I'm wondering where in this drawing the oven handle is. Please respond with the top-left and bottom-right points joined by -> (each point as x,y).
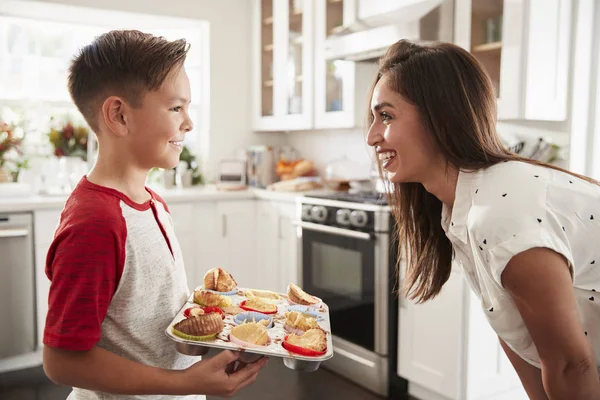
294,221 -> 373,241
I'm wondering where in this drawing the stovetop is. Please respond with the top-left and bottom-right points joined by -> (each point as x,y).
306,191 -> 388,205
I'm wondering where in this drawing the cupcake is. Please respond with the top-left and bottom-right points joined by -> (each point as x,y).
203,268 -> 237,292
287,283 -> 320,306
172,313 -> 224,341
283,328 -> 327,356
245,289 -> 281,300
240,297 -> 277,314
284,311 -> 319,335
220,305 -> 246,316
230,322 -> 270,347
194,289 -> 232,307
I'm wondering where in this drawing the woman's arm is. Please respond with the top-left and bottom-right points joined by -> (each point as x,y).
44,345 -> 266,397
498,338 -> 548,400
501,247 -> 600,399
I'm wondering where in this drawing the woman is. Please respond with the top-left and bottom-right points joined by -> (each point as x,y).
367,40 -> 600,399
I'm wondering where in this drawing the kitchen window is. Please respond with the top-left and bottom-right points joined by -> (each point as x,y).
0,3 -> 209,165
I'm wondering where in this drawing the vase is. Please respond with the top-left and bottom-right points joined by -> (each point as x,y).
57,156 -> 87,192
0,166 -> 11,183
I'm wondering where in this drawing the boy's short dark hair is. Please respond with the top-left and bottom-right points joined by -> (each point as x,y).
68,30 -> 190,132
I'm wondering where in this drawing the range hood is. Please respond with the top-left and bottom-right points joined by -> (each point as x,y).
324,0 -> 443,61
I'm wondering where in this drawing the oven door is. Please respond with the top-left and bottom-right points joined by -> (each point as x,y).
298,221 -> 382,353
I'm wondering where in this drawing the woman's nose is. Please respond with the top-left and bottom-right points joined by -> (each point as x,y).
366,123 -> 382,147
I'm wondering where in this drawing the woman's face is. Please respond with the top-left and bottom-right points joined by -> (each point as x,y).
366,74 -> 442,184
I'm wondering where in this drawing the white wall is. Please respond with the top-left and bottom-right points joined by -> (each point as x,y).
11,0 -> 257,180
283,128 -> 374,174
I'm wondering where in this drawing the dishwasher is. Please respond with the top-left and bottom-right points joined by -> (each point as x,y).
0,213 -> 36,359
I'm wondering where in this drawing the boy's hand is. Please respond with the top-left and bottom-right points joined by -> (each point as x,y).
179,350 -> 268,397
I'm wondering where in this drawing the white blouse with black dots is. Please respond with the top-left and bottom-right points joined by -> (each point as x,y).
442,160 -> 600,371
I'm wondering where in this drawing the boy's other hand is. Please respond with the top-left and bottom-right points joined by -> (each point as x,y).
179,350 -> 268,397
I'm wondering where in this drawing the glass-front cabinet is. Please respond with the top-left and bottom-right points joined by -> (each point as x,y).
253,0 -> 313,131
313,0 -> 356,129
455,0 -> 572,121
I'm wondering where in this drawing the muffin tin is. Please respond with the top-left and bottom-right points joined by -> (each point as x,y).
165,286 -> 333,372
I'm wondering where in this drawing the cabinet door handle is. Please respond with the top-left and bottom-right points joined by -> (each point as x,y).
222,215 -> 227,237
0,228 -> 29,238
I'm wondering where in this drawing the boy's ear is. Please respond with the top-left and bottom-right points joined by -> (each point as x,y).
101,96 -> 129,137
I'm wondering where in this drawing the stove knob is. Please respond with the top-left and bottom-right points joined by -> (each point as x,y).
350,210 -> 368,228
311,206 -> 328,223
301,205 -> 313,220
336,209 -> 352,226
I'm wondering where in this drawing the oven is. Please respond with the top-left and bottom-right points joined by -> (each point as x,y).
297,195 -> 406,398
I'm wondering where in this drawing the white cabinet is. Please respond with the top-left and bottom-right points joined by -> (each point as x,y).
398,265 -> 527,400
252,0 -> 314,131
398,269 -> 465,400
33,208 -> 62,349
256,200 -> 299,293
455,0 -> 572,121
216,201 -> 258,288
313,0 -> 362,129
168,203 -> 200,287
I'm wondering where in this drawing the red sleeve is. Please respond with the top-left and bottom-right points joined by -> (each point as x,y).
43,197 -> 126,351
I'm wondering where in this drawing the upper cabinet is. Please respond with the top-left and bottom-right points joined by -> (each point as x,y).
455,0 -> 572,121
313,0 -> 372,129
253,0 -> 314,131
253,0 -> 452,132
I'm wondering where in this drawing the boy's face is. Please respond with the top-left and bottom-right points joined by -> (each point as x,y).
125,66 -> 193,170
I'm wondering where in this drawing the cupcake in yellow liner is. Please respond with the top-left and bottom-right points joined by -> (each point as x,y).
172,313 -> 224,341
245,289 -> 282,301
193,289 -> 232,307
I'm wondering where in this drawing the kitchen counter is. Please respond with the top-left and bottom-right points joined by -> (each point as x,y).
0,186 -> 306,213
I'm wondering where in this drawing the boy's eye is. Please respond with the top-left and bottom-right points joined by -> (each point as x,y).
171,106 -> 183,112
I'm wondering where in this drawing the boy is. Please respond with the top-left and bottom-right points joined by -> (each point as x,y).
42,30 -> 267,399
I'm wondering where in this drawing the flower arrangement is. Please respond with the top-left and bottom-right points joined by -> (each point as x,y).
0,122 -> 23,168
48,121 -> 89,160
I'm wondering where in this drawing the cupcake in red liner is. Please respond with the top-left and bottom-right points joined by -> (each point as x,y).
283,328 -> 327,357
239,298 -> 277,315
229,322 -> 271,348
184,305 -> 225,320
283,311 -> 320,335
171,313 -> 224,341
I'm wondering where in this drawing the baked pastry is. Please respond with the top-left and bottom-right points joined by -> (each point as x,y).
203,268 -> 237,292
193,289 -> 232,307
189,307 -> 205,317
230,322 -> 269,346
172,313 -> 224,341
284,311 -> 319,332
287,283 -> 319,306
245,289 -> 281,300
241,297 -> 277,314
220,305 -> 245,315
285,328 -> 327,353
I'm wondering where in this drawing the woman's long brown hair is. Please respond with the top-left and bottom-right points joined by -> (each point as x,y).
371,40 -> 597,303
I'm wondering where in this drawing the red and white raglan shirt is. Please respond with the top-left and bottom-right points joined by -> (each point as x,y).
44,177 -> 205,400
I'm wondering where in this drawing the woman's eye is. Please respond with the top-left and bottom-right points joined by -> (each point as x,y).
380,112 -> 392,124
171,106 -> 183,112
